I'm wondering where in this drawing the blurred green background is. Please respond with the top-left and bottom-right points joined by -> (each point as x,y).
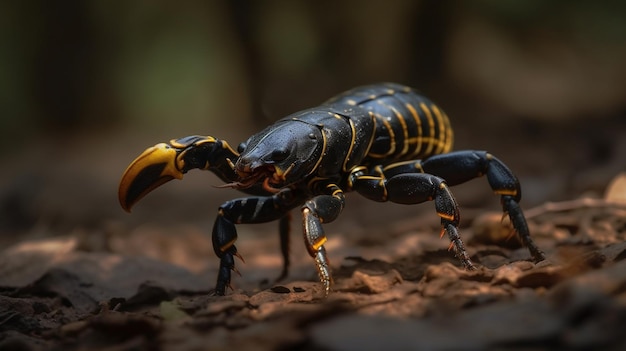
0,0 -> 625,243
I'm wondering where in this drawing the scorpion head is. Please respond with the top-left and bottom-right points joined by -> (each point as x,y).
233,120 -> 324,192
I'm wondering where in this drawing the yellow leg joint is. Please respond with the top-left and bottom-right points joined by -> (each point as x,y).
438,212 -> 456,222
495,189 -> 518,196
312,236 -> 327,251
220,238 -> 237,253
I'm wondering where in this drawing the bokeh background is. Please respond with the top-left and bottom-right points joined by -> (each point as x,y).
1,0 -> 625,257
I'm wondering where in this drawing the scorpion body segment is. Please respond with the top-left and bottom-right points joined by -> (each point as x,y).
119,83 -> 545,296
325,84 -> 453,163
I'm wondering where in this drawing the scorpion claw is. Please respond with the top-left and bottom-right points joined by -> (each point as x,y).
118,136 -> 223,212
118,143 -> 183,212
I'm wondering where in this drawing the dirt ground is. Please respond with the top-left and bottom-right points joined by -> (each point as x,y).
1,118 -> 626,351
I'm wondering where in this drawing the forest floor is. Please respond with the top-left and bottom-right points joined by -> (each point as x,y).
1,118 -> 625,351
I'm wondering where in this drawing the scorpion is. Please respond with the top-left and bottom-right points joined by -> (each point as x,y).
118,83 -> 545,296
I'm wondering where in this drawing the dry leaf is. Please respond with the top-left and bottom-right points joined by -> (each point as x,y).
605,172 -> 626,203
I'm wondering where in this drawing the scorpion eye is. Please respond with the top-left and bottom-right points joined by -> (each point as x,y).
270,148 -> 289,162
308,133 -> 316,139
237,142 -> 247,153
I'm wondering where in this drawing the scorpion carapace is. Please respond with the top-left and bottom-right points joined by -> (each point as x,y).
118,83 -> 545,296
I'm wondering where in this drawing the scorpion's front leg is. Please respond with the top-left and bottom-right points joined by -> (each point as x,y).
217,212 -> 292,289
302,183 -> 345,296
212,189 -> 303,295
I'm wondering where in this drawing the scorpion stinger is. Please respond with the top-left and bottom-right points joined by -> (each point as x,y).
119,83 -> 546,296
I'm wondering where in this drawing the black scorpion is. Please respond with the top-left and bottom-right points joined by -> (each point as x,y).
118,83 -> 545,295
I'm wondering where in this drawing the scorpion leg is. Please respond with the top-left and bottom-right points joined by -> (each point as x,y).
302,183 -> 345,296
212,189 -> 303,295
384,150 -> 545,262
350,168 -> 475,269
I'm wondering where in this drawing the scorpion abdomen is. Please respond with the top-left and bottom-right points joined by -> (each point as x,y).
281,104 -> 374,178
325,83 -> 454,164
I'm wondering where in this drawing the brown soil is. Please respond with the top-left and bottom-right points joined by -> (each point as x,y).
1,127 -> 625,351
